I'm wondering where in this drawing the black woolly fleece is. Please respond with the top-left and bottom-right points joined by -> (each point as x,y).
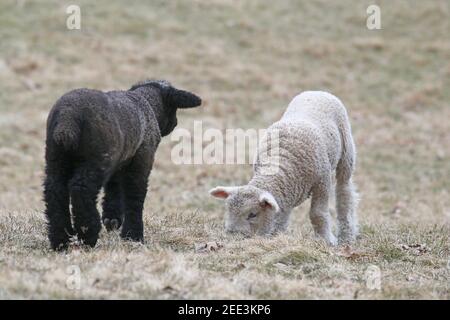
44,80 -> 201,250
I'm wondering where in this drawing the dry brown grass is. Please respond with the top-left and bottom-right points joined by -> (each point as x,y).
0,0 -> 449,299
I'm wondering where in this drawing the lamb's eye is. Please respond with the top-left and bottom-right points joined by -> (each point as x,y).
247,212 -> 257,220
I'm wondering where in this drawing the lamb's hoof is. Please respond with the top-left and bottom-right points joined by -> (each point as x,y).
49,230 -> 72,252
50,239 -> 69,252
338,235 -> 356,246
103,218 -> 121,231
315,233 -> 338,246
81,238 -> 98,248
76,223 -> 101,248
121,228 -> 144,243
78,233 -> 99,248
328,236 -> 338,247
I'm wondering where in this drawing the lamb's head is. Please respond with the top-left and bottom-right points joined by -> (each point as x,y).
209,185 -> 280,236
130,79 -> 202,136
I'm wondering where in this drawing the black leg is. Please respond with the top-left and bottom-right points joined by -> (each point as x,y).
69,166 -> 103,248
44,158 -> 74,251
102,172 -> 124,231
120,151 -> 152,242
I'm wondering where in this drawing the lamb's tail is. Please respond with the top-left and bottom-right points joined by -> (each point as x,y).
51,107 -> 80,151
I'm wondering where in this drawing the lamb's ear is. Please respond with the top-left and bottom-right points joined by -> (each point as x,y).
259,192 -> 280,212
169,87 -> 202,109
209,186 -> 237,200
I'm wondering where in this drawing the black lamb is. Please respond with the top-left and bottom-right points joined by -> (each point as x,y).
44,80 -> 201,250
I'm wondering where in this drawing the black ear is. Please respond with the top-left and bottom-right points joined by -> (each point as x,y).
168,88 -> 202,109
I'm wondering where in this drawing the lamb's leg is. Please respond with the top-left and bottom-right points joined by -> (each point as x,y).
69,166 -> 103,247
309,180 -> 337,246
44,158 -> 74,251
336,177 -> 358,244
120,150 -> 152,242
335,129 -> 358,244
102,173 -> 124,231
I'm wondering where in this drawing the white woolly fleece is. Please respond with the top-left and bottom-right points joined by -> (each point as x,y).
250,91 -> 358,244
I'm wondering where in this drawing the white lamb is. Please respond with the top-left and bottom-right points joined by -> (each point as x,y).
210,91 -> 358,245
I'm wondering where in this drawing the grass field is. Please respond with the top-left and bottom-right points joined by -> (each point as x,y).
0,0 -> 449,299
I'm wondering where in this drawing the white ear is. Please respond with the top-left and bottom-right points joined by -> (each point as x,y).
209,186 -> 238,200
259,192 -> 280,212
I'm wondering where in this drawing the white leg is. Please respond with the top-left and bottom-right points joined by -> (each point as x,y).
309,181 -> 337,246
336,177 -> 359,244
